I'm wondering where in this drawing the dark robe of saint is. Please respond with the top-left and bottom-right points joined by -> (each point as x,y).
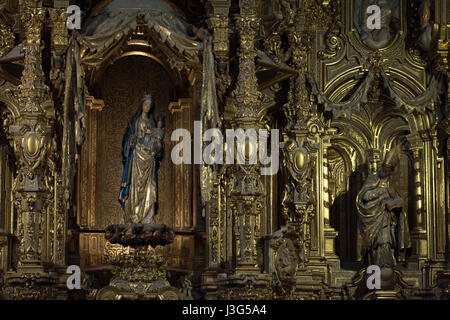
356,144 -> 411,268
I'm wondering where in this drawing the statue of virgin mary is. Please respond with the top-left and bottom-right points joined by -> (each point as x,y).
119,93 -> 164,224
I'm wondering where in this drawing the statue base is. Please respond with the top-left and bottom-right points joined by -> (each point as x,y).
105,223 -> 175,247
97,224 -> 180,300
347,267 -> 410,300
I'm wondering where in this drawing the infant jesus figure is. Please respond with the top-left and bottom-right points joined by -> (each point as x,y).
143,115 -> 164,152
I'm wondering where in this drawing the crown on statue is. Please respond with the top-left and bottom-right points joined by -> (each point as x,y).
141,92 -> 153,101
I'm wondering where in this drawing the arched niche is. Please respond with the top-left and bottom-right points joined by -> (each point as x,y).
94,55 -> 175,228
325,92 -> 417,264
73,0 -> 205,269
328,138 -> 366,262
77,54 -> 198,269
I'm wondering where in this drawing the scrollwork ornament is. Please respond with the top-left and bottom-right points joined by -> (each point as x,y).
318,31 -> 343,60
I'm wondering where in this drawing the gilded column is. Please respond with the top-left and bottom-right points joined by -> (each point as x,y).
420,131 -> 438,261
447,114 -> 450,261
407,132 -> 427,260
231,6 -> 264,272
216,1 -> 271,299
2,6 -> 61,299
322,134 -> 339,259
10,7 -> 52,266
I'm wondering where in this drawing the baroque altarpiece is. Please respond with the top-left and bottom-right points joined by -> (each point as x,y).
0,0 -> 449,300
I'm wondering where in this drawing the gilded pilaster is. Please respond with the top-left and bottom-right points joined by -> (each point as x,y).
434,0 -> 449,264
447,113 -> 450,262
435,0 -> 449,75
284,4 -> 338,259
420,130 -> 438,261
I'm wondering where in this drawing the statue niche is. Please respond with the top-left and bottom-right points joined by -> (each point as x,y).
75,0 -> 206,270
107,91 -> 176,248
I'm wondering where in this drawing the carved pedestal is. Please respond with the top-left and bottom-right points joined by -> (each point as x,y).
344,267 -> 411,300
217,273 -> 271,300
2,269 -> 61,300
97,224 -> 181,300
